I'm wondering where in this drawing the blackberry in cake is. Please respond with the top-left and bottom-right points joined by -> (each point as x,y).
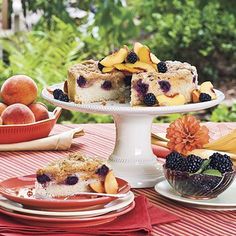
67,60 -> 127,104
35,153 -> 118,198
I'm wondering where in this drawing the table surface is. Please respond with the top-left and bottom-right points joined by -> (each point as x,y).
1,122 -> 236,236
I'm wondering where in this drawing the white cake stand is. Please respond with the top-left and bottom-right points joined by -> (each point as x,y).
42,84 -> 225,188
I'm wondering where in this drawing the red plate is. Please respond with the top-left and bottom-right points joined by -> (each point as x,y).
0,174 -> 130,210
0,107 -> 61,144
0,201 -> 135,227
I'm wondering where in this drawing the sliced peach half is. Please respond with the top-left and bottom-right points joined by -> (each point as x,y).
192,89 -> 200,103
199,81 -> 216,99
100,46 -> 129,67
133,42 -> 143,55
104,171 -> 119,194
114,63 -> 144,73
90,181 -> 105,193
157,94 -> 186,106
102,67 -> 114,73
137,45 -> 152,64
126,61 -> 156,72
150,53 -> 160,64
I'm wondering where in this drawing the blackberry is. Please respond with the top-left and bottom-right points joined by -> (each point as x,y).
101,80 -> 112,90
185,155 -> 204,173
209,152 -> 233,174
165,151 -> 186,171
77,76 -> 87,87
36,174 -> 51,184
53,89 -> 64,100
143,93 -> 157,106
189,174 -> 221,191
135,79 -> 149,96
126,51 -> 138,64
66,176 -> 78,185
199,93 -> 211,102
124,75 -> 132,86
157,61 -> 167,73
98,62 -> 105,72
58,93 -> 69,102
158,80 -> 171,93
96,165 -> 109,176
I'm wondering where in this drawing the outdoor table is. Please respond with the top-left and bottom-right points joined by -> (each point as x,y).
1,122 -> 236,236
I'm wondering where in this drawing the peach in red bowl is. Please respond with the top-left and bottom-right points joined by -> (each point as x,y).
0,107 -> 62,144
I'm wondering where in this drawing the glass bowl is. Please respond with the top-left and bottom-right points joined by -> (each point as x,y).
163,164 -> 236,199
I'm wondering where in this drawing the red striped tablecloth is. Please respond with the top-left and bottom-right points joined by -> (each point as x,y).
1,123 -> 236,236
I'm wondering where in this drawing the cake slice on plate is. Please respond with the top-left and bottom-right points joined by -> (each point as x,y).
35,153 -> 118,198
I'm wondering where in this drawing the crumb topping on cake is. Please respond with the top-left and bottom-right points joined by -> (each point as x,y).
68,59 -> 125,82
36,153 -> 106,182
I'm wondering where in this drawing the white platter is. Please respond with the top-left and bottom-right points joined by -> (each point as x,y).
0,191 -> 134,218
155,180 -> 236,211
42,84 -> 224,188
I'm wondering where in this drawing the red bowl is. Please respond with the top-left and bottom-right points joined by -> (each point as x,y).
0,107 -> 62,144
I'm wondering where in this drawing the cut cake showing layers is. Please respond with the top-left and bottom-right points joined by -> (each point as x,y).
35,153 -> 117,198
67,60 -> 127,104
131,61 -> 198,106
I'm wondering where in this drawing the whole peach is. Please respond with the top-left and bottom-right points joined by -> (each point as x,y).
28,102 -> 49,122
0,102 -> 7,116
1,75 -> 38,105
2,103 -> 35,125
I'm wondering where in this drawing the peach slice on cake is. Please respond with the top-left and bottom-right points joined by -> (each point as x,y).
134,42 -> 143,55
192,89 -> 200,103
126,61 -> 156,72
104,171 -> 119,194
102,67 -> 115,73
200,81 -> 216,100
114,63 -> 144,73
100,46 -> 129,67
90,181 -> 105,193
137,45 -> 153,64
157,94 -> 186,106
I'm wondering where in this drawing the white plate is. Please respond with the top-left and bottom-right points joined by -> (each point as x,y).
155,180 -> 236,209
42,83 -> 225,115
0,191 -> 134,218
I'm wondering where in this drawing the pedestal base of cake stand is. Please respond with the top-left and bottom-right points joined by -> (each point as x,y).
108,114 -> 164,188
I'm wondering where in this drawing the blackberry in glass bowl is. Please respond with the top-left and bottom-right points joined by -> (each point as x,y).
163,152 -> 236,199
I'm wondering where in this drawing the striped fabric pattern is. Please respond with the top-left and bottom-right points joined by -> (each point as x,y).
0,123 -> 236,236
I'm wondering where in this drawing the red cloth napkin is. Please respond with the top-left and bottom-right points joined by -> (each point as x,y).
0,195 -> 180,235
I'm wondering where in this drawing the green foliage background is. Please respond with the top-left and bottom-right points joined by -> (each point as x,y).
0,0 -> 235,123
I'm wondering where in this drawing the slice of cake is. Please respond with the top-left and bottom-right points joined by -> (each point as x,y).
130,61 -> 198,106
35,153 -> 118,198
67,60 -> 127,104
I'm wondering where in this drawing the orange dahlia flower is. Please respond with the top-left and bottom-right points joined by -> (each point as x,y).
166,115 -> 210,155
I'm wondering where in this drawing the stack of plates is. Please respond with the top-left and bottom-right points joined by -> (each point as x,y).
0,175 -> 134,227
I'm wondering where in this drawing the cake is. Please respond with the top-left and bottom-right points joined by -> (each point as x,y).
54,42 -> 216,106
35,153 -> 118,198
67,60 -> 127,104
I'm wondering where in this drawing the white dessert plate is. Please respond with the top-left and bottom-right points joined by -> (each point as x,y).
155,180 -> 236,210
42,83 -> 225,115
0,191 -> 134,218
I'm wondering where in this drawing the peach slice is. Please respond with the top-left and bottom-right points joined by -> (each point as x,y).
102,67 -> 114,73
192,89 -> 200,103
90,181 -> 105,193
150,53 -> 160,64
157,94 -> 186,106
126,61 -> 156,72
200,81 -> 216,100
100,46 -> 129,67
133,42 -> 143,54
104,171 -> 119,194
137,45 -> 153,64
114,63 -> 144,73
